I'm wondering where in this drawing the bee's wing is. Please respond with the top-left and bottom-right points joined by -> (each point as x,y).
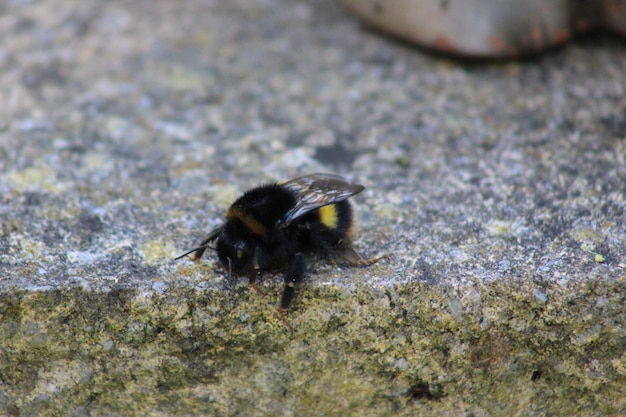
279,173 -> 364,225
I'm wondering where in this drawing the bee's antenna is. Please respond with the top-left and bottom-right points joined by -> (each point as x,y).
173,244 -> 216,261
175,227 -> 223,261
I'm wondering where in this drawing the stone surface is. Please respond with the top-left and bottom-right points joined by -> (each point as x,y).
0,1 -> 625,416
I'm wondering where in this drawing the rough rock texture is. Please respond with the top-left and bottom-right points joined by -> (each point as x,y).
0,1 -> 625,416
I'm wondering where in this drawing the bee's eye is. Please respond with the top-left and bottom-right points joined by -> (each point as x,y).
234,241 -> 246,259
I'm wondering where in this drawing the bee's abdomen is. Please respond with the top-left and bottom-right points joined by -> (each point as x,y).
294,200 -> 356,254
317,201 -> 354,236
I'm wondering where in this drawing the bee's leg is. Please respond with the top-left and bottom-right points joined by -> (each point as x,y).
248,271 -> 265,295
249,245 -> 266,295
339,246 -> 387,266
279,252 -> 305,332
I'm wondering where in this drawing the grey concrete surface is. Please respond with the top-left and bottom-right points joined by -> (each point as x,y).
0,1 -> 625,416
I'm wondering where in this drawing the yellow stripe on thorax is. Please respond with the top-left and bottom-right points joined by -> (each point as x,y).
318,204 -> 338,229
226,206 -> 269,238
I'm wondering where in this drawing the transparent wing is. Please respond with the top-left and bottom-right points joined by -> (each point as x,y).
279,173 -> 364,225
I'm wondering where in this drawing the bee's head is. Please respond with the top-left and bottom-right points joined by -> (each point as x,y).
216,221 -> 255,274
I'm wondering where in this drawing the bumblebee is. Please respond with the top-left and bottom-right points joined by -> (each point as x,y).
175,173 -> 382,330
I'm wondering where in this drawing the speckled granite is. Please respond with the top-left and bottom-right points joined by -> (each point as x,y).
0,1 -> 625,416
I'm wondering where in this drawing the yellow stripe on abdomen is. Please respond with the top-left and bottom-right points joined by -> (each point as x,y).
318,204 -> 338,229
